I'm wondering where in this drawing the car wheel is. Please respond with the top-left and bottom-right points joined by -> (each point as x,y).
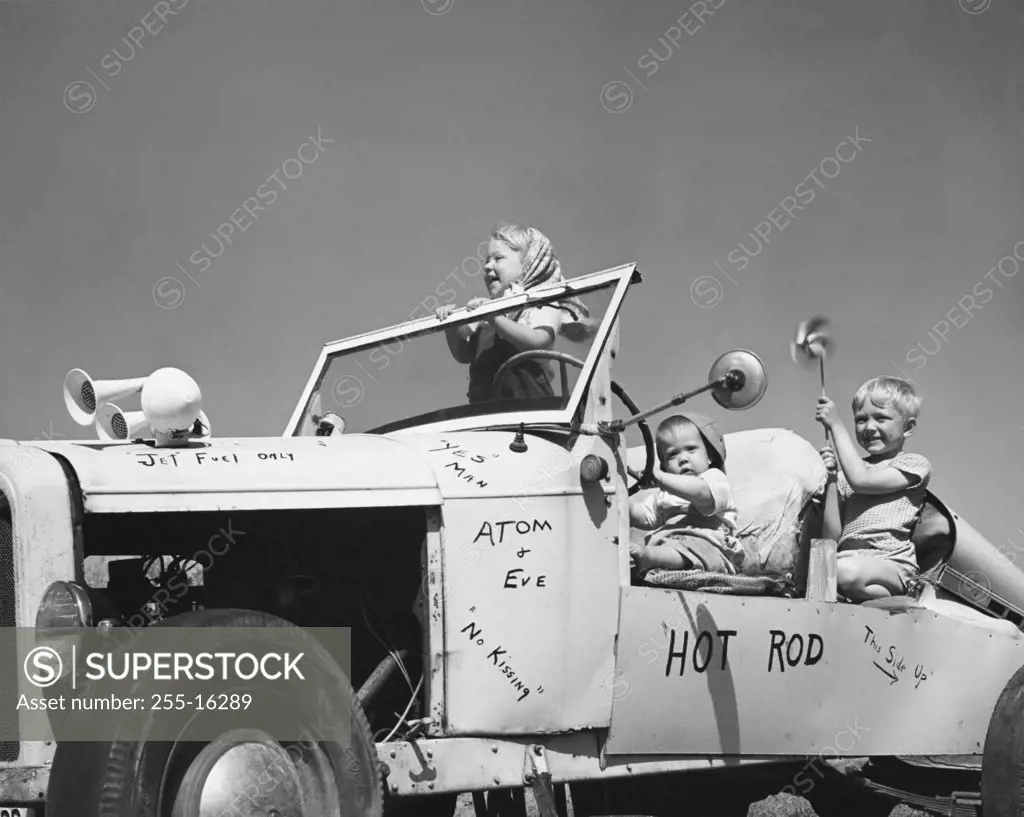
46,607 -> 383,817
982,663 -> 1024,817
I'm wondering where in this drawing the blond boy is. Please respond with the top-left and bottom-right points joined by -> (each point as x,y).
816,376 -> 932,601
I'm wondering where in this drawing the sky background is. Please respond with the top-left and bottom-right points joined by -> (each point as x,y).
1,0 -> 1022,548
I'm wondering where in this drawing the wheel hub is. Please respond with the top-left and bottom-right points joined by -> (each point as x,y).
171,729 -> 338,817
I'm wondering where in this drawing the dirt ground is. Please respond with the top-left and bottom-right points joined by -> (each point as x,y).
450,792 -> 931,817
444,769 -> 933,817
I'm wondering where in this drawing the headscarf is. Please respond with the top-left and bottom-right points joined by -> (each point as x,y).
498,226 -> 599,342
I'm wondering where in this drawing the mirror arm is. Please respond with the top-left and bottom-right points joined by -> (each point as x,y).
598,370 -> 746,434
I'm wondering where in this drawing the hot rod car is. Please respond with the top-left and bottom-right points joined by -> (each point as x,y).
2,262 -> 1024,817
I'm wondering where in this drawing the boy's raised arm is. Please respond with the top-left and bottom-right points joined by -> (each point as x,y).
828,424 -> 918,493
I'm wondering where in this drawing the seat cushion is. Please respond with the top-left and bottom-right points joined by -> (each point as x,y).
628,427 -> 828,576
911,494 -> 956,576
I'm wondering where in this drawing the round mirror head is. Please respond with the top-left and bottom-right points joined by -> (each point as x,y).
709,349 -> 767,410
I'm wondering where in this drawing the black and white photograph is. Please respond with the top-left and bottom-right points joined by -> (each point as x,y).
1,0 -> 1023,814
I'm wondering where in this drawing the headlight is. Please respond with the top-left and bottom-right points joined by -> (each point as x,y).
36,581 -> 93,630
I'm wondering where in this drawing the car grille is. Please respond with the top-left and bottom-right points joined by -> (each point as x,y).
0,512 -> 18,760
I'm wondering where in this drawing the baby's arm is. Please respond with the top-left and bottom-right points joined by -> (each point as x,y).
652,469 -> 716,515
629,492 -> 660,529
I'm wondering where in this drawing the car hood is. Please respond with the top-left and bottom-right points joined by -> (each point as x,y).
23,435 -> 443,513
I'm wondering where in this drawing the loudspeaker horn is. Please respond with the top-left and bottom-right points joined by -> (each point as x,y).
188,411 -> 211,440
315,411 -> 346,437
95,403 -> 153,442
64,369 -> 147,426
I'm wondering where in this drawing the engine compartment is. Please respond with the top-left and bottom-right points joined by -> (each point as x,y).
82,505 -> 432,740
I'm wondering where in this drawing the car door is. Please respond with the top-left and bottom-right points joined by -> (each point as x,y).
604,583 -> 1024,758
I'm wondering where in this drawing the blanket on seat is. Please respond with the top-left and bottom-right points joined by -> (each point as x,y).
632,531 -> 739,574
640,568 -> 797,596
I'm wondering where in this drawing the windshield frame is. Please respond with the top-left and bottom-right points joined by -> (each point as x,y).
283,262 -> 641,437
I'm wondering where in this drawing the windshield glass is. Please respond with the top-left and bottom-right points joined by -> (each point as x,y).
292,279 -> 619,435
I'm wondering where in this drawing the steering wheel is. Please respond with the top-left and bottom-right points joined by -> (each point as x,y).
490,348 -> 581,404
490,350 -> 655,496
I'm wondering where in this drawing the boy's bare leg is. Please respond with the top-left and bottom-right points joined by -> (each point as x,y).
837,556 -> 907,601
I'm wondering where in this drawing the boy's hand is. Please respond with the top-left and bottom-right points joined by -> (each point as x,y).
819,445 -> 838,477
435,304 -> 457,321
815,396 -> 840,429
465,297 -> 491,312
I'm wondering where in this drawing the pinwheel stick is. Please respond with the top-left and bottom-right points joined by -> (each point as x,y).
820,357 -> 831,445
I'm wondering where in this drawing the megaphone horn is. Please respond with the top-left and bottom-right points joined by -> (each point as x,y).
64,369 -> 147,426
190,411 -> 211,439
95,403 -> 153,442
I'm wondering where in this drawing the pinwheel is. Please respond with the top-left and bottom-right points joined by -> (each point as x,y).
791,316 -> 836,444
790,315 -> 834,396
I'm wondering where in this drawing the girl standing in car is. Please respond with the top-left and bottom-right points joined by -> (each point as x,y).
435,223 -> 595,405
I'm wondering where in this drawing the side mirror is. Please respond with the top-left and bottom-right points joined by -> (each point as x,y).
315,412 -> 347,436
708,349 -> 768,410
599,349 -> 767,434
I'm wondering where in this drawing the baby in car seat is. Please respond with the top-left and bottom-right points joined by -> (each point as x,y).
628,413 -> 745,578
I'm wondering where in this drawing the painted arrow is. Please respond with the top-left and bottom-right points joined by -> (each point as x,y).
873,661 -> 899,685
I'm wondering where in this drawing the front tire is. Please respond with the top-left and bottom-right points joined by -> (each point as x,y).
982,663 -> 1024,817
46,608 -> 383,817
